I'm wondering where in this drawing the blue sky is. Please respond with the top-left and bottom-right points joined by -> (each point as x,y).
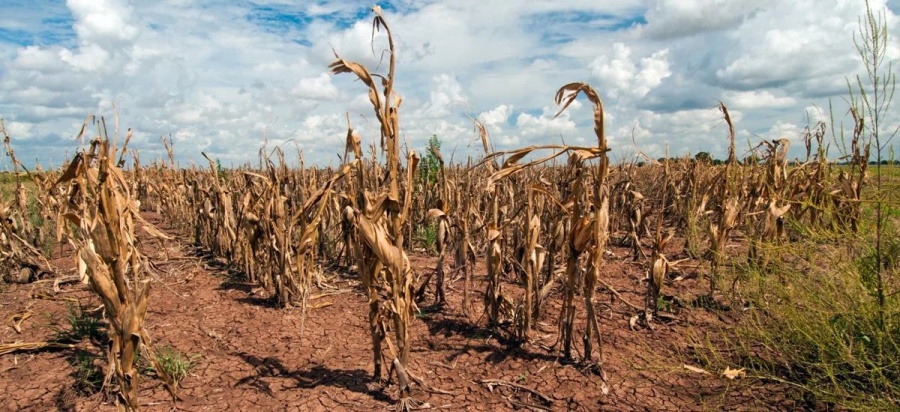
0,0 -> 898,168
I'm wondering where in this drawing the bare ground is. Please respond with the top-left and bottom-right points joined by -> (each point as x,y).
0,213 -> 806,411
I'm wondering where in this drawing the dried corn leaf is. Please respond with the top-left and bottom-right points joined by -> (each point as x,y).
426,208 -> 446,220
683,364 -> 712,375
721,367 -> 746,380
8,311 -> 32,333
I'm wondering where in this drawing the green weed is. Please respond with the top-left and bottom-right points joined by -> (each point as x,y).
53,303 -> 105,343
68,351 -> 104,395
696,228 -> 900,410
154,346 -> 198,386
415,222 -> 439,254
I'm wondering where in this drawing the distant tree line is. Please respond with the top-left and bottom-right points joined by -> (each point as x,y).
643,152 -> 900,167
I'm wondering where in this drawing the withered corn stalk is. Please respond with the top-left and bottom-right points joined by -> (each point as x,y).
200,153 -> 236,261
3,121 -> 64,256
0,122 -> 57,282
677,158 -> 709,259
476,83 -> 610,365
746,138 -> 792,270
330,7 -> 420,403
481,122 -> 507,327
516,187 -> 543,340
480,144 -> 581,333
832,105 -> 868,233
0,201 -> 55,283
790,122 -> 831,229
559,153 -> 590,359
627,190 -> 647,261
555,83 -> 609,368
646,156 -> 673,322
417,142 -> 451,305
1,120 -> 34,236
55,116 -> 175,411
705,103 -> 744,298
453,168 -> 476,316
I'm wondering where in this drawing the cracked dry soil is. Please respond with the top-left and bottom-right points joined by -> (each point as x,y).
0,212 -> 799,411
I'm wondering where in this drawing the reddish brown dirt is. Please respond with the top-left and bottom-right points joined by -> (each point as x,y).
1,213 -> 803,411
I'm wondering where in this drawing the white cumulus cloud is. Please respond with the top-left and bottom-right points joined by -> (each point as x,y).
0,0 -> 896,166
590,43 -> 671,100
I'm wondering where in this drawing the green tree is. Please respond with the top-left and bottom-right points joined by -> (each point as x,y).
694,151 -> 712,164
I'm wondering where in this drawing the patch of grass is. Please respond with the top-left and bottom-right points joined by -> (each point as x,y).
0,175 -> 34,203
25,195 -> 55,256
857,232 -> 900,298
0,172 -> 23,201
154,345 -> 197,386
68,351 -> 104,395
697,222 -> 900,410
0,176 -> 55,256
53,303 -> 105,343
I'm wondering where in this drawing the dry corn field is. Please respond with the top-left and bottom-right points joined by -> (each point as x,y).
2,7 -> 899,412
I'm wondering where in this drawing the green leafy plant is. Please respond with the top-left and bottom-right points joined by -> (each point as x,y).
53,303 -> 104,343
68,351 -> 104,395
516,371 -> 528,383
418,134 -> 442,186
215,158 -> 227,182
155,346 -> 197,386
416,222 -> 439,254
656,295 -> 672,314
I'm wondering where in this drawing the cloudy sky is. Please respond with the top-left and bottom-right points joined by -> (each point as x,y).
1,0 -> 898,168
